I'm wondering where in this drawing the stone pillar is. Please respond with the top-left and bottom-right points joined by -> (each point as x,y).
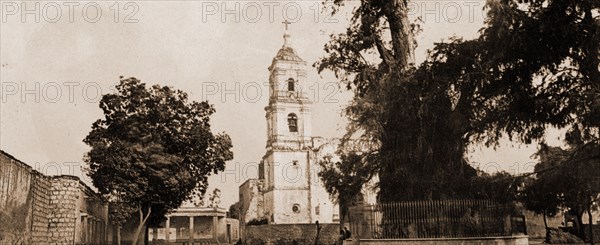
189,216 -> 195,244
95,220 -> 98,243
213,215 -> 219,242
353,200 -> 364,245
82,215 -> 88,243
90,218 -> 95,243
152,226 -> 158,242
48,176 -> 79,244
89,218 -> 94,243
165,217 -> 170,241
103,204 -> 109,244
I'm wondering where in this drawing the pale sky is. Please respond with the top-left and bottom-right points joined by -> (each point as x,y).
0,1 -> 561,207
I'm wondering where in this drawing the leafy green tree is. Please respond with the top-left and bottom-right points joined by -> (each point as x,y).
468,170 -> 521,204
318,152 -> 373,228
207,188 -> 222,208
520,175 -> 562,231
317,0 -> 482,201
84,77 -> 233,245
317,0 -> 599,203
228,202 -> 241,219
526,144 -> 572,233
108,201 -> 137,245
533,141 -> 600,243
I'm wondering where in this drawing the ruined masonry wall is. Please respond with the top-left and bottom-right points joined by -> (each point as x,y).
31,174 -> 52,243
0,151 -> 108,245
48,176 -> 80,244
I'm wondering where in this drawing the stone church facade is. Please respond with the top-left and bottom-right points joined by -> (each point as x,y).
238,28 -> 376,226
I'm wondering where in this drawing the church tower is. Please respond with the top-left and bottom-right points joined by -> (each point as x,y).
261,22 -> 314,224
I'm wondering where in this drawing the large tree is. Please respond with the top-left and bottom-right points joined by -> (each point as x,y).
520,176 -> 562,232
84,77 -> 233,245
318,0 -> 599,202
528,141 -> 600,243
318,0 -> 480,201
228,202 -> 242,219
318,152 -> 373,228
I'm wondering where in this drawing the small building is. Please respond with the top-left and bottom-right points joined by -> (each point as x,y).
0,150 -> 110,245
147,206 -> 239,244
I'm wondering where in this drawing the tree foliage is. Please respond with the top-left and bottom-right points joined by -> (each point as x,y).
317,0 -> 599,202
318,152 -> 373,226
228,202 -> 241,219
318,0 -> 480,201
207,188 -> 222,208
524,141 -> 600,241
468,170 -> 520,204
520,175 -> 562,230
83,77 -> 233,244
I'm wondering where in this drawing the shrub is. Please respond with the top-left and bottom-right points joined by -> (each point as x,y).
246,218 -> 269,226
246,237 -> 266,245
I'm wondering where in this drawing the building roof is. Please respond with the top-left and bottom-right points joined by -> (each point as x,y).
272,30 -> 304,63
169,206 -> 228,217
273,46 -> 304,62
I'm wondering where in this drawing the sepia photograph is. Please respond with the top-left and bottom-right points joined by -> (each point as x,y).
0,0 -> 598,244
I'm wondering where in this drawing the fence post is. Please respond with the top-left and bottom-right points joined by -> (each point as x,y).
522,215 -> 527,235
353,200 -> 364,245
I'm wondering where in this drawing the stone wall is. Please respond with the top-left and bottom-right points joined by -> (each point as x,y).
0,151 -> 36,244
77,184 -> 109,244
347,236 -> 529,245
0,150 -> 109,245
239,179 -> 265,223
523,210 -> 564,238
220,217 -> 241,242
585,225 -> 600,242
244,223 -> 340,245
31,174 -> 52,243
48,176 -> 80,244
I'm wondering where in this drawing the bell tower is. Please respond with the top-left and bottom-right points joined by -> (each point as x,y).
265,21 -> 312,151
261,21 -> 314,224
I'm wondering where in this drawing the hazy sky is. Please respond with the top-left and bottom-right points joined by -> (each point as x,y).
0,1 -> 561,207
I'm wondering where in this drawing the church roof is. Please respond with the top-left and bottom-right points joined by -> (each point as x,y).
273,46 -> 304,62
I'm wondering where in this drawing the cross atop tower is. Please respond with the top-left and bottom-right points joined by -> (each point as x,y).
282,20 -> 292,47
282,20 -> 291,31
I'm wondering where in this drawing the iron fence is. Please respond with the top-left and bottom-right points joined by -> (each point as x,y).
348,200 -> 527,239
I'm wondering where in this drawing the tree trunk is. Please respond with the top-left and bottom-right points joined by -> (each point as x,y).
576,209 -> 585,240
314,221 -> 322,245
339,202 -> 348,230
382,0 -> 415,69
543,212 -> 550,244
543,211 -> 548,231
144,225 -> 150,245
588,207 -> 595,245
117,225 -> 122,245
337,203 -> 347,245
131,207 -> 152,245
